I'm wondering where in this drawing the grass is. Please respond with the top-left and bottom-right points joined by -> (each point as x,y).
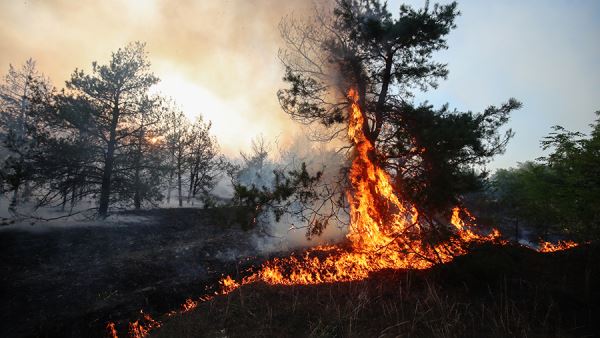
150,243 -> 599,338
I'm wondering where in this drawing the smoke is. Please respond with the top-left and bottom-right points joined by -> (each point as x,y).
0,0 -> 349,252
229,133 -> 349,253
0,0 -> 331,155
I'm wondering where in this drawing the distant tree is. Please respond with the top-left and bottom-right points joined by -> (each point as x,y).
1,45 -> 222,216
115,95 -> 168,209
491,162 -> 560,238
31,92 -> 107,211
64,42 -> 159,217
0,59 -> 52,212
33,126 -> 98,211
163,109 -> 191,207
539,112 -> 600,239
276,0 -> 520,233
185,117 -> 222,207
492,111 -> 600,241
236,136 -> 275,189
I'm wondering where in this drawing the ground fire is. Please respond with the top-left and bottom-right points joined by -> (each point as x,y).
108,89 -> 579,338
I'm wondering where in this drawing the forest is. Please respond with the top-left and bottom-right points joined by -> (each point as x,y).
0,1 -> 598,337
0,46 -> 224,218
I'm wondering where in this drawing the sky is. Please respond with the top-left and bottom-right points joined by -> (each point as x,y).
0,0 -> 599,170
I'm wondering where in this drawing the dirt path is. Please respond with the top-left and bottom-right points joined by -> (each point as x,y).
0,208 -> 260,338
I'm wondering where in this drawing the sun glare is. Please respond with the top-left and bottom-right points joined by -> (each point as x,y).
152,71 -> 252,154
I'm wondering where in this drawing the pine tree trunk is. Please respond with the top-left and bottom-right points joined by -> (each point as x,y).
70,183 -> 77,209
61,190 -> 67,211
167,172 -> 172,204
187,167 -> 194,205
133,121 -> 144,210
167,150 -> 175,204
177,144 -> 183,207
9,185 -> 19,213
98,104 -> 120,217
133,166 -> 141,210
177,162 -> 183,207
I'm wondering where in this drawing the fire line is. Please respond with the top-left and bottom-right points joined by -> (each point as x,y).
107,89 -> 578,338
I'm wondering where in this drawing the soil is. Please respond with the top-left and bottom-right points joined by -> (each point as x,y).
0,208 -> 262,338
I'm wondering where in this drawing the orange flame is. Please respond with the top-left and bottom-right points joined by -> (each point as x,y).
106,322 -> 118,338
181,298 -> 198,312
218,88 -> 503,287
114,88 -> 578,337
538,240 -> 578,253
127,311 -> 161,338
219,275 -> 240,293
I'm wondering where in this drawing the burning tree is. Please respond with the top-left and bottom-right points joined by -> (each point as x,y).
208,1 -> 518,287
103,3 -> 585,336
276,0 -> 521,236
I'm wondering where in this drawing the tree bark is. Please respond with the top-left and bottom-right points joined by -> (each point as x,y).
70,182 -> 77,209
187,167 -> 194,205
98,103 -> 120,217
9,184 -> 19,213
177,147 -> 183,207
133,118 -> 145,210
372,49 -> 393,142
133,166 -> 141,209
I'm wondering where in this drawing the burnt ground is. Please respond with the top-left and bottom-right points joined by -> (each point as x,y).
154,243 -> 600,338
2,207 -> 599,338
0,208 -> 265,338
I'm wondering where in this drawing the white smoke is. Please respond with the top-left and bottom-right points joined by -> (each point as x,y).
230,133 -> 349,253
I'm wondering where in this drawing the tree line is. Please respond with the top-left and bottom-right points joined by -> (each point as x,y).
0,42 -> 223,218
490,113 -> 600,241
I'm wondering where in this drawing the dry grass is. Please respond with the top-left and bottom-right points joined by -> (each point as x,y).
151,243 -> 599,338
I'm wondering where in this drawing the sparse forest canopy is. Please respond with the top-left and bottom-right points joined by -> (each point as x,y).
0,43 -> 223,218
273,0 -> 521,233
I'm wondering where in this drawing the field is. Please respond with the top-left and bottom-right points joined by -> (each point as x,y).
0,208 -> 261,337
1,208 -> 598,338
154,242 -> 600,338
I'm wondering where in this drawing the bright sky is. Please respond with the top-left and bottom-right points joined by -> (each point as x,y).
1,0 -> 599,169
391,0 -> 600,169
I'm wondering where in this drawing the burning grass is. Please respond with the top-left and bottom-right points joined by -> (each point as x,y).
151,243 -> 599,338
107,90 -> 591,337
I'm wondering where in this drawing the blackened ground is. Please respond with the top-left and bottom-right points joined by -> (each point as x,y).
0,208 -> 264,338
153,243 -> 600,338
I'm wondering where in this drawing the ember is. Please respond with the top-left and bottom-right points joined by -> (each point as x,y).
128,312 -> 161,338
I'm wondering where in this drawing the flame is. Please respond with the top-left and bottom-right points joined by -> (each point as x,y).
127,311 -> 161,338
107,322 -> 118,338
181,298 -> 198,312
220,88 -> 502,286
219,275 -> 240,293
113,88 -> 578,337
538,240 -> 579,253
